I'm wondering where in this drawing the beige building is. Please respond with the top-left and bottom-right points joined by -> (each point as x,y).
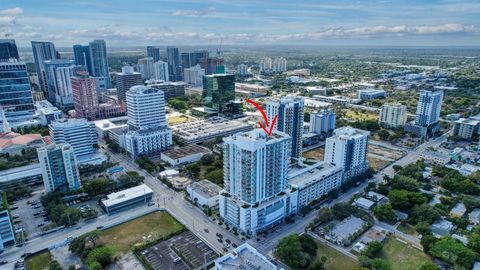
379,103 -> 407,129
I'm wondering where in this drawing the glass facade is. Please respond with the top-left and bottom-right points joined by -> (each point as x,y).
0,62 -> 35,119
202,74 -> 235,113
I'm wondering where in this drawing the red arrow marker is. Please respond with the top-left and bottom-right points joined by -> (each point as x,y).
246,99 -> 278,136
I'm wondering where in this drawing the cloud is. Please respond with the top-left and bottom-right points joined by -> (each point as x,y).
0,16 -> 16,26
171,7 -> 216,17
0,7 -> 23,16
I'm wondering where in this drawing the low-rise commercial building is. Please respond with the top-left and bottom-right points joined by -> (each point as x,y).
100,184 -> 153,214
0,163 -> 42,189
186,180 -> 221,208
215,243 -> 277,270
357,89 -> 386,100
160,144 -> 211,166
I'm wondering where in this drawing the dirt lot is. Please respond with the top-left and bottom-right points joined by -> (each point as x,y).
367,143 -> 406,172
303,147 -> 325,160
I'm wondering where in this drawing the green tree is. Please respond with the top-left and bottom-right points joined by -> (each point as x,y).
276,234 -> 312,268
48,261 -> 63,270
409,204 -> 441,225
200,154 -> 215,165
468,233 -> 480,253
417,262 -> 440,270
388,189 -> 427,211
373,203 -> 395,222
363,241 -> 383,258
371,258 -> 390,270
87,246 -> 114,268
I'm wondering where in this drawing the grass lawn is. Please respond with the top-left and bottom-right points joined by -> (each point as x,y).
397,222 -> 419,237
98,211 -> 184,255
314,241 -> 357,270
25,250 -> 52,270
345,109 -> 378,121
379,237 -> 431,270
168,115 -> 190,125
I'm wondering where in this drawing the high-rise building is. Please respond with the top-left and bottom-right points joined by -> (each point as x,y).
0,62 -> 35,122
88,40 -> 111,89
190,50 -> 208,67
31,41 -> 58,93
324,126 -> 369,181
203,74 -> 235,113
183,64 -> 205,87
166,46 -> 182,81
0,39 -> 19,61
415,90 -> 443,127
259,57 -> 272,73
153,61 -> 169,81
71,70 -> 98,120
272,57 -> 287,73
124,85 -> 172,158
405,90 -> 444,136
115,66 -> 142,102
266,96 -> 304,159
73,44 -> 93,72
0,209 -> 15,252
238,64 -> 248,76
181,52 -> 192,70
49,119 -> 97,158
146,46 -> 160,62
38,143 -> 81,193
148,81 -> 186,101
137,57 -> 154,80
379,103 -> 407,129
309,109 -> 336,134
43,59 -> 75,104
206,57 -> 225,75
219,129 -> 297,235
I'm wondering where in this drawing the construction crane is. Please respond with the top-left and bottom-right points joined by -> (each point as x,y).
216,37 -> 223,57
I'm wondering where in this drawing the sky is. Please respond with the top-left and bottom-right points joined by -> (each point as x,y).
1,0 -> 479,47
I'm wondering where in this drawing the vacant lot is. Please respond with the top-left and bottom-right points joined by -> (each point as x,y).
345,109 -> 378,121
168,115 -> 192,125
314,241 -> 357,270
98,211 -> 184,255
379,237 -> 431,270
397,222 -> 419,237
26,250 -> 52,270
303,147 -> 325,160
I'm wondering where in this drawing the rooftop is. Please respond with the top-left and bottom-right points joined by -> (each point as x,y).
161,144 -> 211,160
101,184 -> 153,207
188,179 -> 221,198
455,118 -> 480,126
94,116 -> 128,131
215,243 -> 277,270
0,132 -> 45,150
288,161 -> 341,188
0,163 -> 41,183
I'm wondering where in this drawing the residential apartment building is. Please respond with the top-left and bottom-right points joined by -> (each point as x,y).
453,118 -> 479,140
266,96 -> 304,159
49,118 -> 97,159
379,103 -> 407,129
31,41 -> 58,93
153,61 -> 169,81
115,66 -> 142,102
37,143 -> 81,193
0,209 -> 15,252
309,109 -> 336,134
324,126 -> 370,181
138,57 -> 154,80
183,64 -> 205,87
146,46 -> 160,62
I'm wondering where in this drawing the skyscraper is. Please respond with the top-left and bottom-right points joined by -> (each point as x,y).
415,90 -> 443,127
153,61 -> 169,81
379,103 -> 407,129
272,57 -> 287,73
0,62 -> 35,122
49,119 -> 98,159
88,40 -> 111,88
206,57 -> 225,75
37,143 -> 81,193
137,57 -> 154,80
115,66 -> 142,102
181,52 -> 192,70
324,126 -> 369,181
191,50 -> 208,67
52,65 -> 87,109
219,129 -> 296,234
71,70 -> 98,120
202,74 -> 235,113
266,96 -> 304,159
147,46 -> 161,62
183,64 -> 205,87
0,39 -> 19,61
31,41 -> 58,93
309,109 -> 336,134
73,45 -> 93,73
405,90 -> 444,136
43,59 -> 75,104
124,85 -> 172,158
166,46 -> 182,81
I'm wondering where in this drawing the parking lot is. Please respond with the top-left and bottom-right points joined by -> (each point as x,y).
142,231 -> 218,270
10,187 -> 49,239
